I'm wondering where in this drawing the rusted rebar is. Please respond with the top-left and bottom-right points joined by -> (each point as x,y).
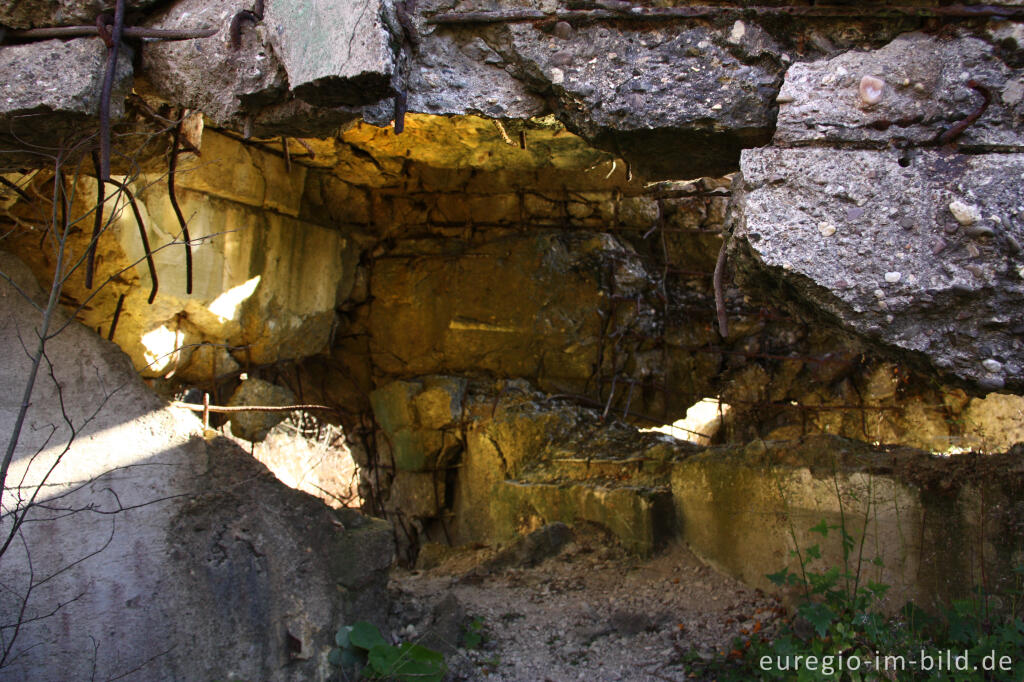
105,177 -> 158,304
939,79 -> 991,146
107,292 -> 125,340
5,25 -> 218,41
171,401 -> 336,414
168,120 -> 193,295
97,0 -> 125,182
426,4 -> 1024,25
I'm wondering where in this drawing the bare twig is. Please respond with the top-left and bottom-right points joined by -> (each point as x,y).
0,156 -> 70,497
85,152 -> 105,289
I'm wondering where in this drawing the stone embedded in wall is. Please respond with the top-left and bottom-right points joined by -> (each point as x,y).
0,38 -> 133,151
732,146 -> 1024,393
775,33 -> 1024,150
228,377 -> 296,442
371,377 -> 466,475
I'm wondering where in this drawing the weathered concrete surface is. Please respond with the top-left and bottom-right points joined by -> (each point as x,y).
775,32 -> 1024,150
0,38 -> 133,150
2,135 -> 354,379
139,0 -> 289,129
371,372 -> 1023,603
264,0 -> 396,108
730,32 -> 1024,394
732,145 -> 1024,392
367,231 -> 657,396
0,251 -> 393,681
0,0 -> 158,28
403,32 -> 545,120
672,435 -> 1024,609
141,0 -> 395,131
960,392 -> 1024,452
498,20 -> 782,178
2,1 -> 789,178
399,4 -> 783,179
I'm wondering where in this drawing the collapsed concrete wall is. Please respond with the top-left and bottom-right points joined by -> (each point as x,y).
731,31 -> 1024,393
0,251 -> 393,681
2,0 -> 1024,651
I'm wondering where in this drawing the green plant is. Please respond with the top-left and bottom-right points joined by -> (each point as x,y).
682,516 -> 1024,681
461,618 -> 486,650
328,621 -> 447,682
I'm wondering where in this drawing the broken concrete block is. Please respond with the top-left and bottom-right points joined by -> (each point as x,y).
733,146 -> 1024,392
228,377 -> 296,442
265,0 -> 396,108
0,38 -> 132,151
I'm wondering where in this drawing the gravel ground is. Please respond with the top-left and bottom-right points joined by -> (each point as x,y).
386,527 -> 784,681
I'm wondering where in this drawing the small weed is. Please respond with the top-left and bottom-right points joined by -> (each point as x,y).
462,618 -> 487,650
685,518 -> 1024,681
328,620 -> 446,682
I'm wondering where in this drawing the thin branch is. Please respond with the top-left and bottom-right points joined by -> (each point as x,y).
0,156 -> 70,499
85,152 -> 105,289
0,177 -> 31,203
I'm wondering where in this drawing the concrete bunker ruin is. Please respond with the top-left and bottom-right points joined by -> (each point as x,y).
2,1 -> 1024,679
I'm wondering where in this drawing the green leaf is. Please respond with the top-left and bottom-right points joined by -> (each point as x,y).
328,646 -> 364,671
767,568 -> 791,586
349,620 -> 388,651
810,519 -> 830,537
865,580 -> 890,599
368,642 -> 446,682
462,620 -> 484,650
804,544 -> 822,561
335,626 -> 352,649
799,602 -> 836,638
808,566 -> 840,593
901,601 -> 936,632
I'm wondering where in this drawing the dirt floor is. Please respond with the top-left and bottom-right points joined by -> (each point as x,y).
386,526 -> 783,681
